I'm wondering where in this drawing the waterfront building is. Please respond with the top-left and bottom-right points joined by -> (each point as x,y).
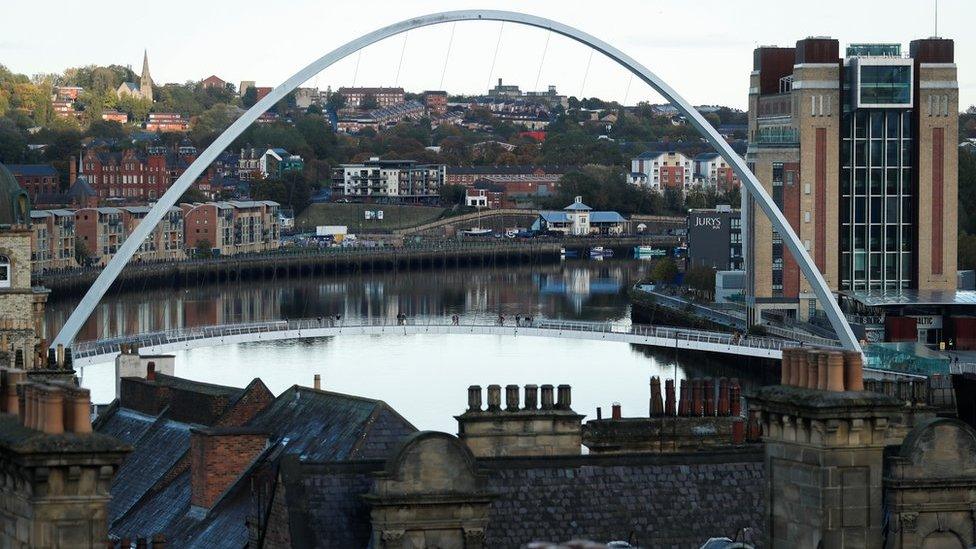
29,209 -> 76,270
336,86 -> 405,108
119,205 -> 185,262
693,152 -> 741,191
687,205 -> 743,271
4,164 -> 59,204
332,158 -> 446,202
628,150 -> 694,190
181,200 -> 280,256
532,196 -> 625,236
745,37 -> 958,324
464,182 -> 505,209
116,50 -> 154,102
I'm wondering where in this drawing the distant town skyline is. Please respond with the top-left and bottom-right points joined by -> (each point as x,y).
3,0 -> 974,109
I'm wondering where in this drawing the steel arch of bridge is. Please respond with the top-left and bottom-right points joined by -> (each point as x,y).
52,9 -> 861,353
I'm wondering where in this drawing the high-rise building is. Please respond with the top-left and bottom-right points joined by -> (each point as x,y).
744,37 -> 957,324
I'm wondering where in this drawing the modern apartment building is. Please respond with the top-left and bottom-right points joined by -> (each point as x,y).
29,209 -> 75,271
693,153 -> 741,192
182,200 -> 280,256
119,205 -> 185,262
628,151 -> 693,190
744,37 -> 957,323
332,158 -> 446,202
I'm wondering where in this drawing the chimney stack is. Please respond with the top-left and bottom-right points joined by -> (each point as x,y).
147,362 -> 157,382
704,379 -> 715,416
486,385 -> 502,412
467,385 -> 482,412
843,351 -> 864,391
524,384 -> 538,410
312,373 -> 320,390
505,384 -> 520,411
718,378 -> 730,416
69,155 -> 77,184
611,403 -> 621,420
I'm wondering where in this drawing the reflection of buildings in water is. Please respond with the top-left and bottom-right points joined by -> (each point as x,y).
46,262 -> 644,340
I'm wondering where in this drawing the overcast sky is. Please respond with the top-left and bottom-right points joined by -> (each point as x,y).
2,0 -> 973,110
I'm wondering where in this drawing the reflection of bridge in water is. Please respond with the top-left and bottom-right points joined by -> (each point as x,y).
71,318 -> 824,367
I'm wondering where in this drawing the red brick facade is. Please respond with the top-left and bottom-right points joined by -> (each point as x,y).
190,428 -> 267,509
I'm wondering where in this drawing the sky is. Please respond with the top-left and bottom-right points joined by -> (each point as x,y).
2,0 -> 973,110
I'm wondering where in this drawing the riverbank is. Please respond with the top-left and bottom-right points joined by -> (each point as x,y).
38,237 -> 670,297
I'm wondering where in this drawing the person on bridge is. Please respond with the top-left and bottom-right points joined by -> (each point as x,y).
516,315 -> 522,327
498,314 -> 505,326
451,314 -> 460,326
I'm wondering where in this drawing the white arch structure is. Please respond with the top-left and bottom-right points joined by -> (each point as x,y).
52,10 -> 861,353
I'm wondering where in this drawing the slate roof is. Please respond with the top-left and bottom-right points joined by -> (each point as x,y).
5,164 -> 58,177
563,200 -> 592,211
101,381 -> 416,547
538,210 -> 624,224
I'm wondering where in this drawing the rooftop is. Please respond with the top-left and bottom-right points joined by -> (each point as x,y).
843,289 -> 976,307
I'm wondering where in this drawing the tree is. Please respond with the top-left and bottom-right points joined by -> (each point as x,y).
440,184 -> 466,206
685,265 -> 716,300
359,93 -> 378,111
194,239 -> 213,258
325,92 -> 346,112
242,87 -> 258,108
650,258 -> 679,285
74,240 -> 91,266
191,103 -> 238,146
0,118 -> 26,162
179,187 -> 208,204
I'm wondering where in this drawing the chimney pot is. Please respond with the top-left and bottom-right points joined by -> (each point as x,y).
691,378 -> 703,416
505,384 -> 520,411
780,348 -> 792,385
596,407 -> 602,420
147,362 -> 157,381
467,385 -> 483,412
732,419 -> 745,444
650,376 -> 664,416
611,403 -> 621,420
729,381 -> 742,417
806,351 -> 819,389
556,384 -> 571,410
313,373 -> 320,390
826,351 -> 845,391
703,379 -> 715,416
540,384 -> 554,410
679,379 -> 690,416
40,386 -> 65,435
843,350 -> 865,391
717,378 -> 730,416
486,384 -> 502,412
665,379 -> 676,416
56,344 -> 64,368
523,384 -> 538,410
47,347 -> 57,368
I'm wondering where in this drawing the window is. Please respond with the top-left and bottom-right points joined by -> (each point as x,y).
0,255 -> 9,288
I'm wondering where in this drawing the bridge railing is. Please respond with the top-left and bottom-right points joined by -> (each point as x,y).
71,315 -> 817,362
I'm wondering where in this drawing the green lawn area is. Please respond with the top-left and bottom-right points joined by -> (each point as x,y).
296,203 -> 448,232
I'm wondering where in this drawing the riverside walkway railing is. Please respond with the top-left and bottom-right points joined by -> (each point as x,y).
70,317 -> 808,364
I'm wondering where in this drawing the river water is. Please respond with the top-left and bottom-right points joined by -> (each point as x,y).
45,259 -> 774,432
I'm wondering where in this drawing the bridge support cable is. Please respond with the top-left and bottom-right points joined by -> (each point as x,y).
579,49 -> 594,99
51,10 -> 862,355
485,22 -> 505,91
439,23 -> 456,90
394,30 -> 409,86
533,30 -> 551,93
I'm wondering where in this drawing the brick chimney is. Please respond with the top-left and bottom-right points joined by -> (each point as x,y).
189,427 -> 267,510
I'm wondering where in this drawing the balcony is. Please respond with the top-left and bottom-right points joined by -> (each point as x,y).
753,126 -> 799,147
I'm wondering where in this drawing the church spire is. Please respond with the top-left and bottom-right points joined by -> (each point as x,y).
140,49 -> 154,103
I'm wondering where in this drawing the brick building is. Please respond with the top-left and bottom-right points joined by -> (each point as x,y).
423,90 -> 448,116
145,112 -> 189,132
4,164 -> 59,203
81,142 -> 213,201
201,75 -> 227,89
182,200 -> 280,256
745,38 -> 958,323
29,209 -> 76,270
101,109 -> 129,124
694,152 -> 741,192
628,150 -> 693,190
336,86 -> 405,108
